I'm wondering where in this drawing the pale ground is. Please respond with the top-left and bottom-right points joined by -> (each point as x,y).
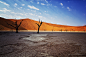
0,32 -> 86,57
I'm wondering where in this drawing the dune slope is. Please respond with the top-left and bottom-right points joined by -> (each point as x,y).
0,17 -> 86,31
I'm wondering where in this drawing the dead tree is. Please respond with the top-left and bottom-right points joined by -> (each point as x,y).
65,29 -> 67,32
60,29 -> 62,32
35,19 -> 42,33
6,20 -> 23,33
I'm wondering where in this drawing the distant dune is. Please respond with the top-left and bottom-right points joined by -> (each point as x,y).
0,17 -> 86,31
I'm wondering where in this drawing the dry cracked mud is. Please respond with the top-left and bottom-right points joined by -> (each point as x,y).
0,32 -> 86,57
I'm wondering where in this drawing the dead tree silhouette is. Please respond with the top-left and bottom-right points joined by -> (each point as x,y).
35,19 -> 42,33
6,20 -> 23,33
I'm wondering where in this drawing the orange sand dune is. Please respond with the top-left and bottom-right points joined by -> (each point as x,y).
0,17 -> 86,31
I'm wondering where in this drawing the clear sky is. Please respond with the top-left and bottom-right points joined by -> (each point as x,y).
0,0 -> 86,26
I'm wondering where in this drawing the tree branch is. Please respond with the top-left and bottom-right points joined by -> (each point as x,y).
35,23 -> 40,27
40,21 -> 42,26
39,19 -> 40,23
6,22 -> 16,28
18,20 -> 23,27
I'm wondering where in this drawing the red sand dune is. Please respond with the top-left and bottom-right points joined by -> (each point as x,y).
0,17 -> 86,31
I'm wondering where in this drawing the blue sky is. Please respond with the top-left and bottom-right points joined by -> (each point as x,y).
0,0 -> 86,26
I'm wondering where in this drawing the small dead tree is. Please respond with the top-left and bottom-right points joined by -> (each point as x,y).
84,30 -> 85,32
6,20 -> 23,33
65,29 -> 67,32
35,19 -> 42,33
52,29 -> 53,31
60,29 -> 62,32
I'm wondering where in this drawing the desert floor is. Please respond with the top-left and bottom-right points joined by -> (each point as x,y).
0,31 -> 86,57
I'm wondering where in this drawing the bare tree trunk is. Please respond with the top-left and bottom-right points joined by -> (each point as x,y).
37,27 -> 39,33
16,27 -> 18,33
